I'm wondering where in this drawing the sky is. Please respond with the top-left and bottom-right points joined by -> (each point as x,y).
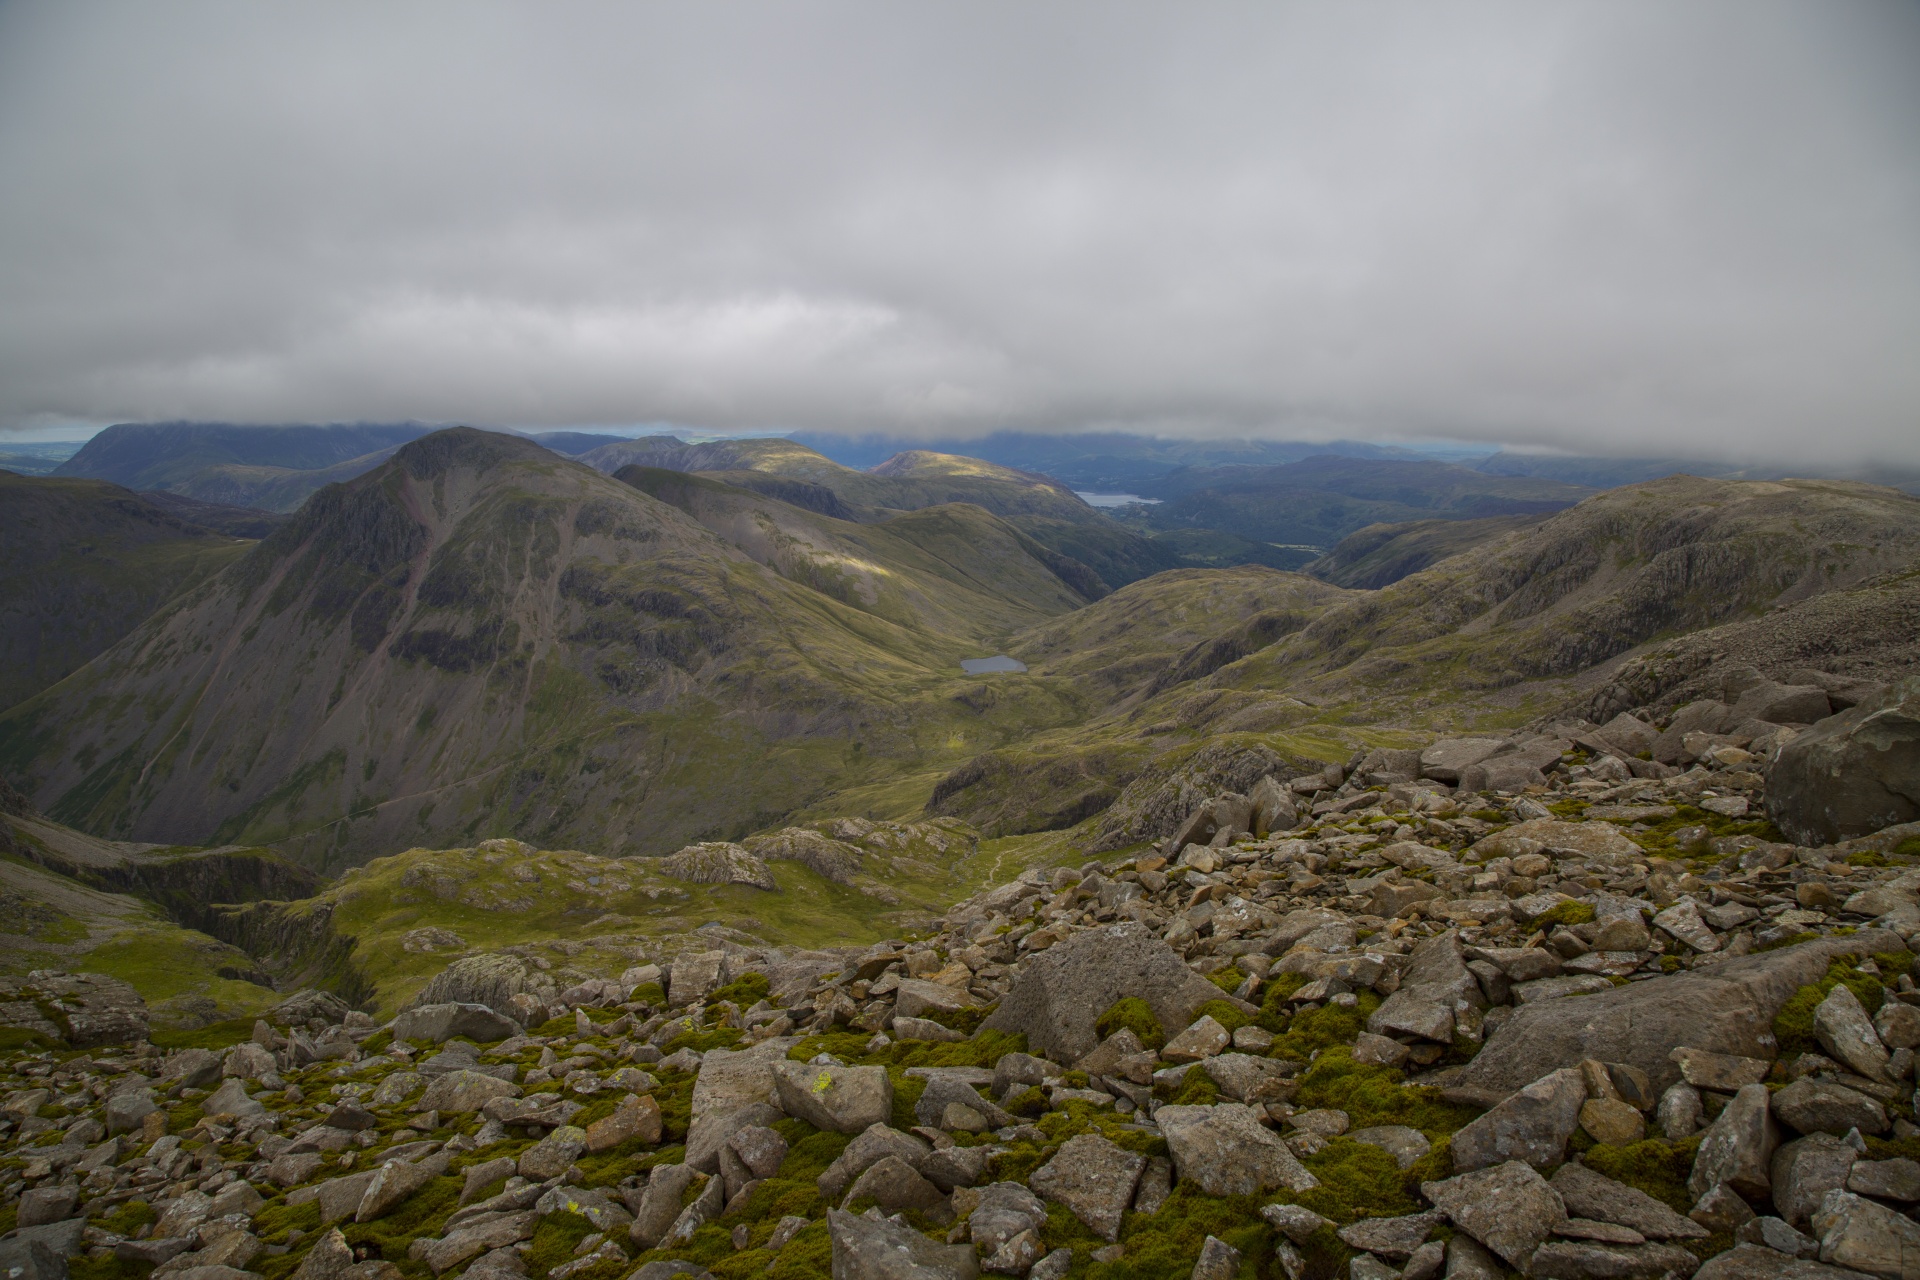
0,3 -> 1915,464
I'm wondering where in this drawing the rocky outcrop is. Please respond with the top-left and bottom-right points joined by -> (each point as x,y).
1768,677 -> 1920,846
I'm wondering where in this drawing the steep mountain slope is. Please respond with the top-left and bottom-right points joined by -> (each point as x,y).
1203,475 -> 1920,710
1131,455 -> 1594,550
132,489 -> 290,538
0,430 -> 1098,870
583,435 -> 1182,589
1306,513 -> 1546,589
0,473 -> 252,710
157,446 -> 408,511
53,421 -> 432,490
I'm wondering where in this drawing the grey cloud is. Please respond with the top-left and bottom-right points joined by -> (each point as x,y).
0,1 -> 1915,465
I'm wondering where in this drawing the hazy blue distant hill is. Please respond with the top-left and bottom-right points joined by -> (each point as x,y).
54,422 -> 435,491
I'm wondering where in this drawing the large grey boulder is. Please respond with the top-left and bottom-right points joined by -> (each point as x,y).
818,1126 -> 931,1200
686,1039 -> 794,1171
1693,1243 -> 1877,1279
1448,933 -> 1901,1104
1156,1103 -> 1318,1197
1027,1133 -> 1145,1242
419,1069 -> 519,1113
1768,677 -> 1920,846
828,1208 -> 978,1280
1451,1068 -> 1587,1172
773,1062 -> 892,1134
410,953 -> 554,1018
1653,702 -> 1732,766
979,923 -> 1250,1063
1366,929 -> 1484,1046
1690,1083 -> 1780,1201
1419,739 -> 1507,784
1810,1189 -> 1920,1278
1421,1161 -> 1567,1272
391,1003 -> 520,1045
1548,1163 -> 1706,1240
1773,1079 -> 1890,1138
1772,1135 -> 1860,1230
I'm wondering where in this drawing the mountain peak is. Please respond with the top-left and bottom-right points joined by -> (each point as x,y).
393,426 -> 556,478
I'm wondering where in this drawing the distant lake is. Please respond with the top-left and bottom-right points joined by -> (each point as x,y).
1074,492 -> 1161,508
961,655 -> 1027,674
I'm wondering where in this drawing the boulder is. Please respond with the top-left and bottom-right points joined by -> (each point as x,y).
1768,677 -> 1920,846
1810,1189 -> 1920,1278
1459,757 -> 1548,794
1471,819 -> 1642,865
893,979 -> 976,1022
979,923 -> 1250,1063
1350,1126 -> 1432,1171
105,1088 -> 158,1135
629,1165 -> 699,1249
202,1078 -> 267,1117
419,1070 -> 520,1114
0,1239 -> 65,1280
1189,1237 -> 1241,1280
1419,739 -> 1508,784
1689,1083 -> 1780,1201
1156,1102 -> 1318,1196
1594,714 -> 1659,757
410,953 -> 553,1018
1548,1163 -> 1706,1240
728,1126 -> 789,1181
1813,985 -> 1892,1082
1336,1212 -> 1442,1260
1772,1134 -> 1860,1230
662,843 -> 776,891
1732,683 -> 1833,727
1027,1134 -> 1145,1242
842,1156 -> 945,1214
819,1125 -> 931,1200
686,1039 -> 793,1169
391,1003 -> 520,1045
1448,933 -> 1901,1104
828,1208 -> 978,1280
1160,1015 -> 1231,1062
586,1094 -> 662,1153
16,1186 -> 79,1229
668,950 -> 728,1006
517,1126 -> 587,1180
1451,1068 -> 1588,1172
1421,1161 -> 1567,1271
1773,1078 -> 1890,1138
1527,1240 -> 1704,1279
358,1151 -> 452,1220
1653,702 -> 1732,766
1671,1046 -> 1771,1091
773,1062 -> 892,1134
1693,1244 -> 1874,1280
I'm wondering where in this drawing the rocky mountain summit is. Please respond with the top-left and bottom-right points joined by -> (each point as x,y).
5,679 -> 1920,1280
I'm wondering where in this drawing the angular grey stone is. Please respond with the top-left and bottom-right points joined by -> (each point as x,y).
1336,1212 -> 1441,1260
1420,739 -> 1507,784
1156,1102 -> 1318,1196
1350,1125 -> 1432,1171
1813,985 -> 1892,1083
1199,1053 -> 1292,1104
1367,930 -> 1484,1045
1027,1133 -> 1144,1242
1451,1067 -> 1588,1172
391,1003 -> 520,1045
915,1077 -> 1012,1131
1811,1188 -> 1920,1279
968,1182 -> 1047,1257
1027,1250 -> 1070,1280
668,951 -> 727,1007
728,1125 -> 789,1181
980,923 -> 1250,1063
1421,1160 -> 1567,1270
1692,1243 -> 1875,1280
1767,676 -> 1920,847
516,1125 -> 586,1180
1132,1157 -> 1172,1218
16,1186 -> 79,1228
843,1156 -> 945,1214
202,1078 -> 266,1117
687,1039 -> 794,1170
1450,932 -> 1902,1104
1691,1183 -> 1757,1233
664,1175 -> 724,1245
920,1145 -> 994,1192
1739,1217 -> 1820,1260
104,1088 -> 157,1135
411,952 -> 553,1018
1848,1158 -> 1920,1202
774,1062 -> 892,1134
1528,1240 -> 1704,1279
1189,1236 -> 1240,1280
1774,1079 -> 1890,1138
1691,1083 -> 1780,1200
1548,1163 -> 1708,1241
357,1150 -> 452,1221
0,1239 -> 66,1280
1671,1046 -> 1771,1091
1444,1234 -> 1504,1280
629,1164 -> 699,1249
819,1125 -> 932,1200
1259,1204 -> 1331,1244
419,1069 -> 519,1113
1657,1083 -> 1705,1140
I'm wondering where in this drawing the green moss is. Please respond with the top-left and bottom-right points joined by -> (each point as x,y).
1295,1137 -> 1425,1225
340,1173 -> 462,1275
1290,1052 -> 1478,1136
707,973 -> 770,1007
777,1126 -> 851,1182
1161,1070 -> 1221,1107
520,1210 -> 600,1280
1006,1085 -> 1048,1117
253,1198 -> 321,1246
1533,901 -> 1596,928
1192,998 -> 1255,1035
630,981 -> 666,1006
94,1200 -> 156,1236
1894,837 -> 1920,859
1206,967 -> 1244,994
766,1219 -> 832,1280
1267,992 -> 1382,1062
1095,998 -> 1166,1050
1774,960 -> 1888,1055
1849,851 -> 1894,868
1096,1182 -> 1271,1280
1582,1137 -> 1704,1213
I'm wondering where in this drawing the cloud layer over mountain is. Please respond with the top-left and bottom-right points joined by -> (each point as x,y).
1,2 -> 1915,463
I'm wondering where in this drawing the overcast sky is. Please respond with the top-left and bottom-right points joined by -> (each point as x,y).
1,3 -> 1915,463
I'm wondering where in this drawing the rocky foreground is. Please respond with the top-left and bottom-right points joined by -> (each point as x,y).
4,681 -> 1920,1280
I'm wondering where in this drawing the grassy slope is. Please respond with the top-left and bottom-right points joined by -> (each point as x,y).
1305,513 -> 1546,589
0,473 -> 251,709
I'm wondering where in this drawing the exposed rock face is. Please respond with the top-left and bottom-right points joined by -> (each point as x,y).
1156,1102 -> 1318,1196
827,1208 -> 979,1280
1450,933 -> 1901,1103
979,923 -> 1246,1062
660,843 -> 777,891
390,1003 -> 520,1044
1769,677 -> 1920,846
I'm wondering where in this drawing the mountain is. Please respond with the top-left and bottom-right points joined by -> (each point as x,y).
0,429 -> 1105,871
581,435 -> 1183,590
131,489 -> 290,538
1305,513 -> 1546,589
1128,455 -> 1594,551
1473,450 -> 1920,495
790,429 -> 1414,489
0,473 -> 254,710
53,421 -> 434,490
521,430 -> 639,456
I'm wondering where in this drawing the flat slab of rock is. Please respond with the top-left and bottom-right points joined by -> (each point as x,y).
1811,1189 -> 1920,1279
1156,1102 -> 1318,1197
1773,1078 -> 1890,1138
1693,1243 -> 1879,1280
391,1003 -> 519,1044
1422,1160 -> 1567,1271
1027,1133 -> 1144,1242
1549,1163 -> 1707,1241
1452,1067 -> 1587,1172
1773,1134 -> 1860,1230
1690,1083 -> 1780,1200
828,1207 -> 978,1280
980,923 -> 1250,1063
773,1062 -> 891,1134
1449,933 -> 1901,1105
